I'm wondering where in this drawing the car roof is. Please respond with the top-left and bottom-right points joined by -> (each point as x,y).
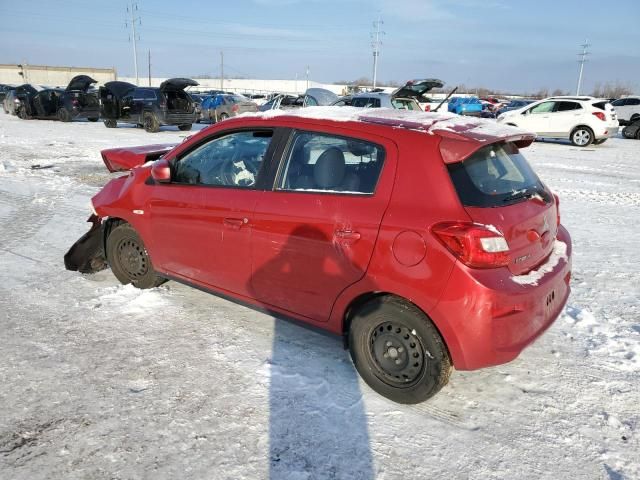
351,92 -> 390,98
232,107 -> 535,163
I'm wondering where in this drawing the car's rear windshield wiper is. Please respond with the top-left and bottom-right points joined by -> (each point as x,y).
503,186 -> 548,203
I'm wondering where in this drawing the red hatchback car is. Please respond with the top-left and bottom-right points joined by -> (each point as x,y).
66,107 -> 572,404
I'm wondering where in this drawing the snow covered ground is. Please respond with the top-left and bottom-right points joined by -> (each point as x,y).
0,113 -> 638,480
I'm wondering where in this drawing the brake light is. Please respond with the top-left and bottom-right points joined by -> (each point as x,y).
424,105 -> 431,112
232,104 -> 239,113
553,193 -> 561,226
592,111 -> 606,121
432,222 -> 510,268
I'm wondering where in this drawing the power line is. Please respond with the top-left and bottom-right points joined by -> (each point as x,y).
576,40 -> 590,96
371,15 -> 385,88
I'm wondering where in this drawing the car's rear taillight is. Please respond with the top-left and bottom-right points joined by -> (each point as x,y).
424,105 -> 431,112
432,222 -> 510,268
232,104 -> 239,113
553,193 -> 561,226
592,111 -> 606,121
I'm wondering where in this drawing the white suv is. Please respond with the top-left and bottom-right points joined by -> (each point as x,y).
610,96 -> 640,125
497,96 -> 618,146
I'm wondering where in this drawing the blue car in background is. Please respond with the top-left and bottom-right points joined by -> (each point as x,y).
447,96 -> 483,116
495,99 -> 535,117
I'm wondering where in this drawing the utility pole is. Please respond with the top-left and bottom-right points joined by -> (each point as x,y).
126,2 -> 141,85
220,51 -> 224,91
148,50 -> 151,86
305,65 -> 310,91
576,40 -> 590,95
371,15 -> 384,89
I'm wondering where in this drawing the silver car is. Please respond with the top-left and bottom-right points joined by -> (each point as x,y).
201,94 -> 258,122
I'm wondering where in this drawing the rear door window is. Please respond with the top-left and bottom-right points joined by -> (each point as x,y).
555,101 -> 581,111
278,131 -> 385,194
352,97 -> 381,108
447,143 -> 549,207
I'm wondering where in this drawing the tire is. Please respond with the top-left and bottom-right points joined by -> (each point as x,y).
57,108 -> 71,122
219,112 -> 229,121
348,296 -> 452,404
104,119 -> 117,128
630,114 -> 640,123
143,112 -> 160,133
178,124 -> 192,131
87,117 -> 99,122
17,107 -> 30,120
105,223 -> 166,289
593,139 -> 607,145
570,126 -> 594,147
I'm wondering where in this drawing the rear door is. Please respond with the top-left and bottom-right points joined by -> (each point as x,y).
249,127 -> 397,322
547,101 -> 583,136
447,142 -> 557,275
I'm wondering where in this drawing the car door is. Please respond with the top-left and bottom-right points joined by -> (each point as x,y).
146,129 -> 278,296
520,101 -> 555,134
547,101 -> 583,136
249,127 -> 397,322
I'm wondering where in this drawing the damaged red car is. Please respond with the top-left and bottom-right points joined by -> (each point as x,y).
65,108 -> 572,404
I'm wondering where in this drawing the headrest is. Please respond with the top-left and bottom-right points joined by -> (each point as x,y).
314,147 -> 345,189
347,139 -> 375,157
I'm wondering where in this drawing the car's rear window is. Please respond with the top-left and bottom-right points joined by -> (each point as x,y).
447,142 -> 549,207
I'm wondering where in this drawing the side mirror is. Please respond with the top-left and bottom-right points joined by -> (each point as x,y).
151,158 -> 171,183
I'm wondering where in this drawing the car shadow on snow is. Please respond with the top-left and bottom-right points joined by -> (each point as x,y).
248,225 -> 375,479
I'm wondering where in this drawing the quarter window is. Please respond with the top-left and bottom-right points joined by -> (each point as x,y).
278,131 -> 385,194
173,130 -> 273,187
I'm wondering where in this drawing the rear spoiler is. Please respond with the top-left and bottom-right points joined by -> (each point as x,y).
100,143 -> 177,172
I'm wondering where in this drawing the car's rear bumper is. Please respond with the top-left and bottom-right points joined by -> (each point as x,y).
430,225 -> 572,371
596,122 -> 620,139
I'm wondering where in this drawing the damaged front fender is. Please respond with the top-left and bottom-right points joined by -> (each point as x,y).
64,214 -> 108,274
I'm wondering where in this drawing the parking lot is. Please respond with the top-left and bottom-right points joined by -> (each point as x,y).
0,114 -> 639,479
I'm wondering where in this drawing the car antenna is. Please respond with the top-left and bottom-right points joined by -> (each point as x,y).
433,86 -> 458,112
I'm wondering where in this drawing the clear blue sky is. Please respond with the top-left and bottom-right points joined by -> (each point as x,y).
1,0 -> 638,93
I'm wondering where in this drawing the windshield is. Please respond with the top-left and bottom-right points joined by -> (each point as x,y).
447,142 -> 549,207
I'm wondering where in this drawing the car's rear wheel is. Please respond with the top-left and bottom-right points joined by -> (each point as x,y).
219,112 -> 229,121
57,108 -> 71,122
106,223 -> 166,289
17,107 -> 30,120
143,112 -> 160,133
348,296 -> 452,404
593,138 -> 607,145
104,119 -> 117,128
570,126 -> 594,147
178,124 -> 192,131
87,117 -> 99,122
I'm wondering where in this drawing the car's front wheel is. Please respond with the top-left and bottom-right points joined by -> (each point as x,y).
106,223 -> 166,289
87,117 -> 99,122
348,296 -> 452,404
104,119 -> 117,128
570,126 -> 594,147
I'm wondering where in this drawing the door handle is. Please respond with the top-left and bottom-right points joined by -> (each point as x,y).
334,230 -> 361,243
223,217 -> 248,229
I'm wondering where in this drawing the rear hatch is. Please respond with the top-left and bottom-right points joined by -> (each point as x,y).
446,142 -> 558,275
66,75 -> 97,92
392,78 -> 444,102
592,100 -> 619,129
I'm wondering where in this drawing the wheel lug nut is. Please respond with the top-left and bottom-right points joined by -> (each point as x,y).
395,359 -> 401,365
386,341 -> 392,347
398,347 -> 404,353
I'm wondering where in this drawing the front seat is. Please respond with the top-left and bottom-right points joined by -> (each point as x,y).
314,147 -> 360,192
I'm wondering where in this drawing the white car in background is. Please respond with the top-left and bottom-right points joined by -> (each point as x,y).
497,96 -> 618,146
610,96 -> 640,125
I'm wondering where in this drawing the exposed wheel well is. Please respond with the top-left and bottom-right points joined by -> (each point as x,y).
102,217 -> 127,260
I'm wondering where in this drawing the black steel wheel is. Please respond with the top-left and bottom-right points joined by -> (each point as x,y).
104,119 -> 117,128
106,223 -> 166,289
349,296 -> 452,404
57,108 -> 71,122
143,112 -> 160,133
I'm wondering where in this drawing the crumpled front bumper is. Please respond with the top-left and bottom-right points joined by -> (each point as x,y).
64,214 -> 108,273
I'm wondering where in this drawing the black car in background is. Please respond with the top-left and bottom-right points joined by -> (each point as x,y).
100,78 -> 199,132
0,84 -> 14,105
622,118 -> 640,139
57,75 -> 100,122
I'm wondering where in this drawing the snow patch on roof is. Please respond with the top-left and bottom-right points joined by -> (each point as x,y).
511,240 -> 568,286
